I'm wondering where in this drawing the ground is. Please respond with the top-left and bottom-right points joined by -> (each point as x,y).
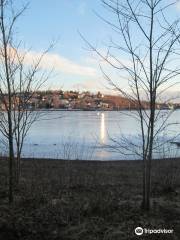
0,158 -> 180,240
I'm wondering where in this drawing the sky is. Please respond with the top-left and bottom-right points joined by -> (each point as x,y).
13,0 -> 180,94
16,0 -> 110,92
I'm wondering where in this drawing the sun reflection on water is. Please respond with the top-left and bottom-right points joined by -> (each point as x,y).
100,113 -> 106,143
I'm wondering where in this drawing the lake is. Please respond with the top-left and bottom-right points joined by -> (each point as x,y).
4,110 -> 180,160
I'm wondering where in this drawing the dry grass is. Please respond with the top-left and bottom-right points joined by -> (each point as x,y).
0,158 -> 180,240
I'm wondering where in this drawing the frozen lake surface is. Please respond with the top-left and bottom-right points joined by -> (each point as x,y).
2,110 -> 180,160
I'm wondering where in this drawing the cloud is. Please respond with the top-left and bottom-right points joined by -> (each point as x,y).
175,0 -> 180,10
20,49 -> 97,77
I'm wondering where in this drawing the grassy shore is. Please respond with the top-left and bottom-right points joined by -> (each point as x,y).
0,158 -> 180,240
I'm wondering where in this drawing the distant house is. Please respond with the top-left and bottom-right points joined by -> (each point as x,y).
59,99 -> 69,108
52,94 -> 61,108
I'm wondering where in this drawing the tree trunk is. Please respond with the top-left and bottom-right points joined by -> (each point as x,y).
8,112 -> 14,204
15,150 -> 21,185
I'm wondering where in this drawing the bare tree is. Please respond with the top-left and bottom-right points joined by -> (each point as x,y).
0,0 -> 52,203
12,47 -> 52,185
81,0 -> 180,210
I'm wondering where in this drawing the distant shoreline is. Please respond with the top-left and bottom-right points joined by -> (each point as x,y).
1,108 -> 179,112
1,156 -> 180,162
22,108 -> 180,112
